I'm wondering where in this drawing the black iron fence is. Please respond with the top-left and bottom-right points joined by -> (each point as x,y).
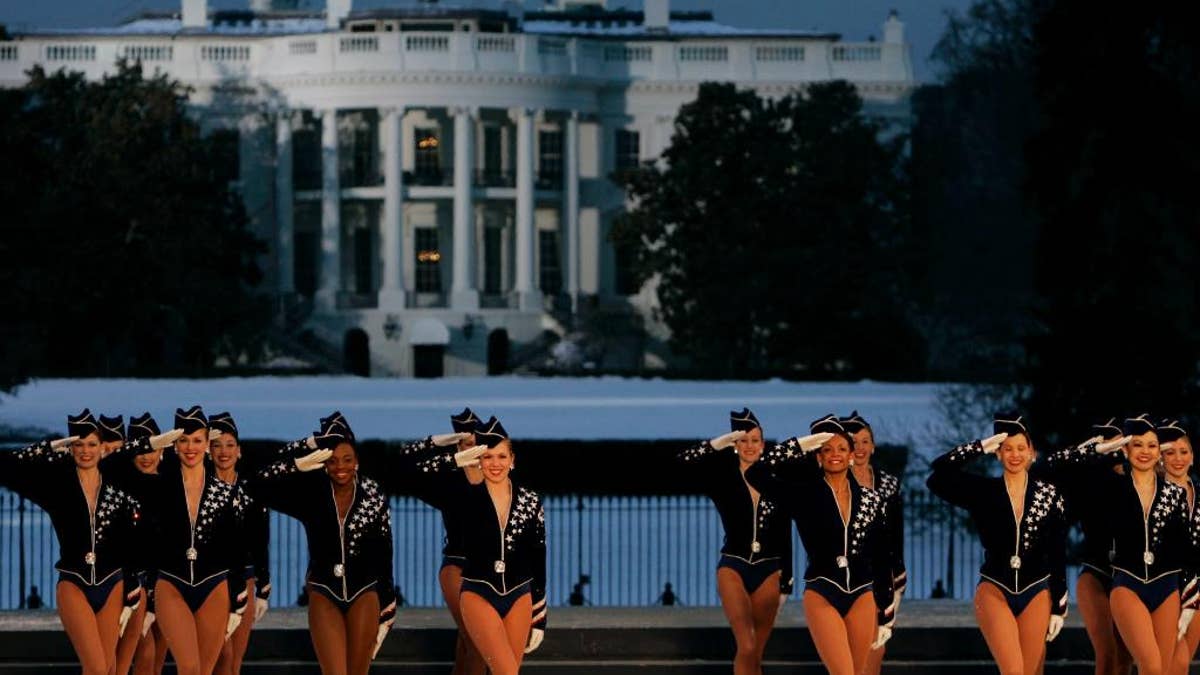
0,488 -> 1083,609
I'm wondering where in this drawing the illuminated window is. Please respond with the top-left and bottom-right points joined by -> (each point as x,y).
415,227 -> 442,293
413,129 -> 441,182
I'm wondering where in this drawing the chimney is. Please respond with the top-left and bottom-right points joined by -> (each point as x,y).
327,0 -> 352,28
644,0 -> 669,33
182,0 -> 207,29
883,9 -> 904,44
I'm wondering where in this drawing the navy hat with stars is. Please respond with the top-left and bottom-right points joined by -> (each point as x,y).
475,417 -> 509,448
451,408 -> 481,434
993,412 -> 1028,438
1157,419 -> 1188,443
67,409 -> 100,438
209,412 -> 239,440
98,414 -> 125,443
1122,414 -> 1156,437
316,411 -> 355,444
839,410 -> 870,434
1090,417 -> 1122,439
729,408 -> 761,433
809,414 -> 846,436
174,406 -> 208,434
127,412 -> 161,440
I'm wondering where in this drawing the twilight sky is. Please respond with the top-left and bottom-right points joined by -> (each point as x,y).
1,0 -> 977,81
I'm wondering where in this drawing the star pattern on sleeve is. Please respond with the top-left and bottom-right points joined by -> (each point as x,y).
346,477 -> 390,557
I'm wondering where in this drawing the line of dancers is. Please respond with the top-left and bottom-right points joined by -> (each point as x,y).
0,406 -> 543,675
4,405 -> 1199,675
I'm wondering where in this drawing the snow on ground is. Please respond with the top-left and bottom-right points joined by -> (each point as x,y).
0,376 -> 953,453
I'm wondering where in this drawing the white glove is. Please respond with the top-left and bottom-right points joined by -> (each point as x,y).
1098,436 -> 1131,454
141,612 -> 155,638
870,625 -> 893,650
1046,614 -> 1064,642
982,432 -> 1008,454
150,429 -> 184,450
50,436 -> 79,451
295,448 -> 333,472
373,619 -> 396,659
254,597 -> 269,622
118,606 -> 134,637
525,628 -> 545,654
225,612 -> 242,641
432,432 -> 470,447
1179,608 -> 1195,642
709,430 -> 746,451
797,432 -> 835,452
208,429 -> 223,442
455,445 -> 487,468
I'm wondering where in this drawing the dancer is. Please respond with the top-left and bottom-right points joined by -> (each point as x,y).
122,406 -> 251,675
0,410 -> 173,675
1160,419 -> 1200,675
1038,418 -> 1132,675
123,413 -> 171,675
842,411 -> 906,675
250,412 -> 394,675
418,416 -> 547,675
1047,414 -> 1198,675
745,414 -> 893,675
678,408 -> 794,675
209,412 -> 271,675
927,413 -> 1069,675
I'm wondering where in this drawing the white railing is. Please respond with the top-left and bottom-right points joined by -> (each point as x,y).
289,39 -> 318,55
678,45 -> 727,62
339,35 -> 378,53
46,44 -> 96,61
755,45 -> 804,62
405,35 -> 448,52
200,44 -> 251,61
123,44 -> 173,62
832,45 -> 881,61
603,45 -> 651,62
476,35 -> 514,52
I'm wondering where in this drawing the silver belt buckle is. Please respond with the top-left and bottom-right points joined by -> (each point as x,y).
1009,555 -> 1021,570
1144,551 -> 1155,565
333,564 -> 345,578
751,541 -> 761,553
84,551 -> 96,566
185,547 -> 198,561
494,560 -> 506,573
836,555 -> 848,569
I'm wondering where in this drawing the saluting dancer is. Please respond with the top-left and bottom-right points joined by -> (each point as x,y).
928,413 -> 1069,675
678,408 -> 794,675
745,415 -> 894,675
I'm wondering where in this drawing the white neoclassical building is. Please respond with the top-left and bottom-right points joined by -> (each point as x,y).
0,0 -> 915,377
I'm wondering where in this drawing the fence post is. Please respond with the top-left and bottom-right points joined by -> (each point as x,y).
946,513 -> 956,599
18,497 -> 27,609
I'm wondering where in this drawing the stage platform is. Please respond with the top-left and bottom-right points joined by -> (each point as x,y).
0,601 -> 1128,673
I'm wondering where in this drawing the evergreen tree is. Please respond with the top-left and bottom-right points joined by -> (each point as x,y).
0,60 -> 267,388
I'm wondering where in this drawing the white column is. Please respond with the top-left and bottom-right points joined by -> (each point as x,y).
316,109 -> 340,311
564,111 -> 580,311
275,112 -> 295,296
378,107 -> 406,310
512,107 -> 541,310
451,107 -> 479,309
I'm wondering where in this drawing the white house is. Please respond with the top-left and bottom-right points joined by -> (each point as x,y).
0,0 -> 914,377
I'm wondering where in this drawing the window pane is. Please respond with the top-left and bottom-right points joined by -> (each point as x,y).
615,129 -> 639,170
539,230 -> 562,294
415,227 -> 442,293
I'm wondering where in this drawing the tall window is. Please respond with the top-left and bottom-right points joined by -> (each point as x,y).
341,113 -> 379,187
615,129 -> 640,171
208,128 -> 240,188
539,230 -> 562,294
292,123 -> 321,191
414,227 -> 442,293
483,126 -> 503,184
413,128 -> 440,183
483,227 -> 504,294
614,241 -> 639,295
538,130 -> 563,186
